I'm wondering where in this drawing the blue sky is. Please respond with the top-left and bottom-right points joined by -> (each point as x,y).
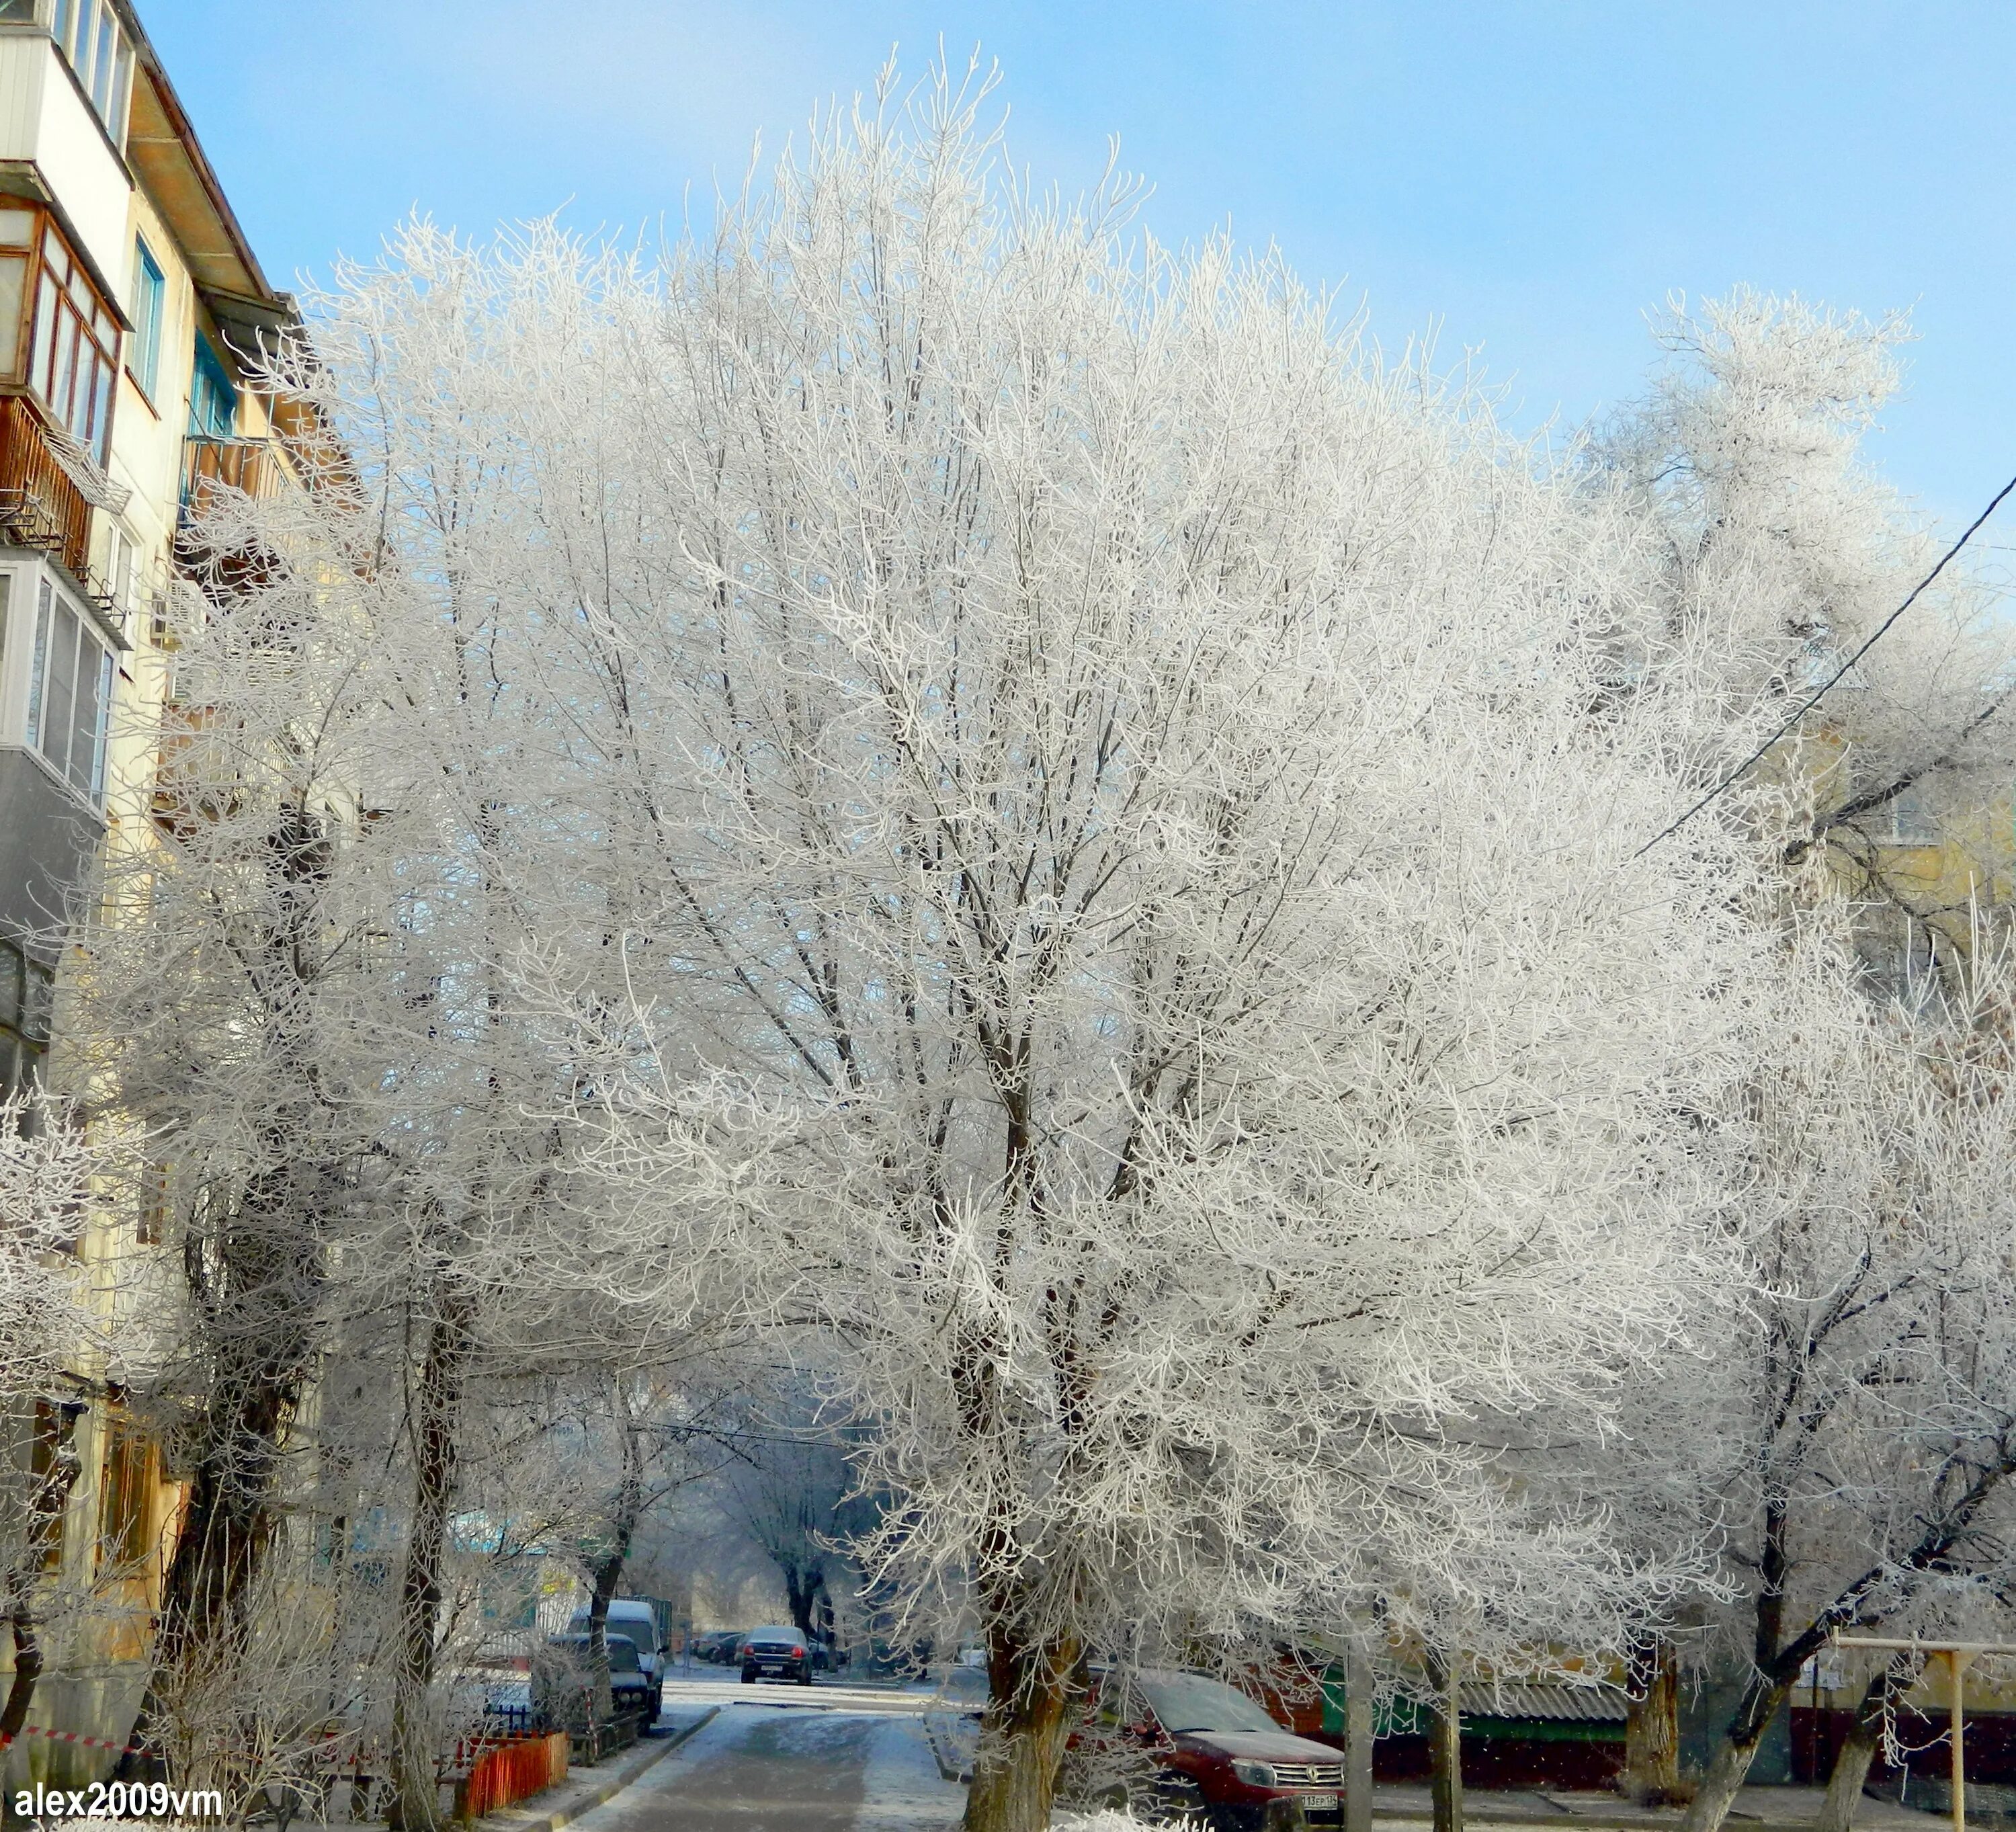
142,1 -> 2016,528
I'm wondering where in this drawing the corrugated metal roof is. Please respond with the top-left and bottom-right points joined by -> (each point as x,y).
1458,1681 -> 1628,1724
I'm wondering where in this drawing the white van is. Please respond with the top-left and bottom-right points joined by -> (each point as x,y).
568,1597 -> 665,1717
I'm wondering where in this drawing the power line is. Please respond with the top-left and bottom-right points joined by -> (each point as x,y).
1634,471 -> 2016,860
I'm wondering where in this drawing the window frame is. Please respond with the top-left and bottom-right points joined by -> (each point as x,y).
188,334 -> 237,439
129,232 -> 163,402
0,205 -> 122,464
96,1412 -> 153,1573
50,0 -> 133,144
25,210 -> 120,463
0,932 -> 48,1106
22,571 -> 113,805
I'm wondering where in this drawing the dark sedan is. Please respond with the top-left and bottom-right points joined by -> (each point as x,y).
740,1626 -> 815,1685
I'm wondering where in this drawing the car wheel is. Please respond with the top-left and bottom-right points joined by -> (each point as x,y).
798,1668 -> 812,1687
741,1669 -> 756,1684
651,1685 -> 664,1719
1146,1774 -> 1212,1826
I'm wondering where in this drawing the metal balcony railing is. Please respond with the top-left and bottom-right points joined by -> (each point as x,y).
181,435 -> 282,517
0,393 -> 92,581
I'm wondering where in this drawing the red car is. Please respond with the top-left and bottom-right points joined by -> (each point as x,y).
1083,1665 -> 1345,1831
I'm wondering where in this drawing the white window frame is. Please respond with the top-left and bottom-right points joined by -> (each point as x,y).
49,0 -> 133,144
17,569 -> 113,807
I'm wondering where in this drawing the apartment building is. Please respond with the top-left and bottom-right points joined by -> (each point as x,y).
0,0 -> 300,1786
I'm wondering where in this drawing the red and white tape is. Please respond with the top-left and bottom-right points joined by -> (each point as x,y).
0,1722 -> 149,1756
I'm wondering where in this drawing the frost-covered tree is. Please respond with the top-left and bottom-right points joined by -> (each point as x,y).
714,1380 -> 880,1649
69,402 -> 732,1826
1591,294 -> 2016,1832
0,1095 -> 94,1394
265,73 -> 1789,1832
1597,291 -> 2016,915
0,1095 -> 100,1747
1666,945 -> 2016,1832
95,63 -> 2014,1832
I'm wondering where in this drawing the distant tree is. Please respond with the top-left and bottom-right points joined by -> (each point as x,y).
716,1388 -> 878,1649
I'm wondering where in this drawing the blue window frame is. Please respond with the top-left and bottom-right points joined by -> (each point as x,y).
131,235 -> 163,400
189,336 -> 236,438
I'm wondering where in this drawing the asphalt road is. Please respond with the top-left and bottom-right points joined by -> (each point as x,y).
569,1696 -> 967,1832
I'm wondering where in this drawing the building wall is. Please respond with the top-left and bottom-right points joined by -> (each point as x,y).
0,0 -> 300,1793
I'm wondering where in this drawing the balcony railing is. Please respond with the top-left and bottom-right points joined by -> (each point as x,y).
177,437 -> 287,604
181,435 -> 283,517
0,393 -> 91,581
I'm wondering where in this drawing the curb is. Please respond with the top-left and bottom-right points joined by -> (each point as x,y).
485,1708 -> 720,1832
920,1715 -> 971,1786
1370,1822 -> 1830,1832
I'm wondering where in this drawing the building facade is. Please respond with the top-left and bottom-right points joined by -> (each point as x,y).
0,0 -> 299,1789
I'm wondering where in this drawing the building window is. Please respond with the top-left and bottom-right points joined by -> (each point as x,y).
0,933 -> 52,1104
0,208 -> 35,386
24,575 -> 113,802
188,336 -> 236,438
1885,784 -> 1940,846
28,213 -> 120,464
50,0 -> 132,142
106,522 -> 137,632
136,1157 -> 168,1245
97,1413 -> 152,1572
130,234 -> 163,400
28,1399 -> 69,1573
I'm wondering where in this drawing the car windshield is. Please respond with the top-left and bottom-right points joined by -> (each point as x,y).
604,1635 -> 641,1672
1138,1671 -> 1280,1735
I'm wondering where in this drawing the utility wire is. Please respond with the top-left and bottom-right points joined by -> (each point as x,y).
1634,471 -> 2016,859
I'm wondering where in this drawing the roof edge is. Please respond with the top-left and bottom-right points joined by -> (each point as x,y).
114,0 -> 282,314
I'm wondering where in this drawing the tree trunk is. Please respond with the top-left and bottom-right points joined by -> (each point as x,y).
583,1378 -> 644,1724
1426,1649 -> 1464,1832
1676,1666 -> 1798,1832
388,1286 -> 475,1832
1818,1657 -> 1913,1832
1344,1639 -> 1375,1832
3,1403 -> 83,1749
1624,1636 -> 1683,1805
0,1617 -> 44,1752
783,1565 -> 823,1645
962,1620 -> 1082,1832
118,1335 -> 302,1775
118,808 -> 333,1779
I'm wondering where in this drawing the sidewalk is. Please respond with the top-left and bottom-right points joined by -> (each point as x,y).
445,1706 -> 719,1832
1372,1785 -> 1937,1831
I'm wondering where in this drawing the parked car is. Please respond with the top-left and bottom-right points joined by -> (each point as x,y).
740,1626 -> 815,1686
532,1632 -> 654,1729
1082,1665 -> 1345,1832
694,1629 -> 743,1664
567,1599 -> 666,1718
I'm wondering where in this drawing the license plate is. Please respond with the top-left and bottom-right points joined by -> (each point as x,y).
1301,1794 -> 1339,1810
760,1663 -> 784,1671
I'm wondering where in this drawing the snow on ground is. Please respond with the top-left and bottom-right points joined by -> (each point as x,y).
854,1713 -> 967,1830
